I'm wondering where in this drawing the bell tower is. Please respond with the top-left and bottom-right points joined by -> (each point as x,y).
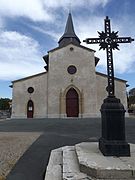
58,13 -> 81,47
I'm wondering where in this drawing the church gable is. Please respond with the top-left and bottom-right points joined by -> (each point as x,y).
47,43 -> 98,117
48,44 -> 96,88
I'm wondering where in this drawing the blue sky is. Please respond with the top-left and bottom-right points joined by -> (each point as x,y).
0,0 -> 135,98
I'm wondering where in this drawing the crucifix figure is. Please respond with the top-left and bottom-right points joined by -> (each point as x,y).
84,16 -> 134,156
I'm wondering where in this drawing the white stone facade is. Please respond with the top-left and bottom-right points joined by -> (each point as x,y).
12,72 -> 47,118
11,43 -> 127,119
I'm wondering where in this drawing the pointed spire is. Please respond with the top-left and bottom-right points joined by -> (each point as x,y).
58,13 -> 81,47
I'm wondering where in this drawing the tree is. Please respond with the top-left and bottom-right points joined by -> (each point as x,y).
0,98 -> 11,110
128,88 -> 135,113
129,88 -> 135,96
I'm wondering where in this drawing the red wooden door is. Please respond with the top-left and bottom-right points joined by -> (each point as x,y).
27,100 -> 34,118
66,88 -> 79,117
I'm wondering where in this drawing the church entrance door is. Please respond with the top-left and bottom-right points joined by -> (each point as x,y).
27,100 -> 34,118
66,88 -> 79,117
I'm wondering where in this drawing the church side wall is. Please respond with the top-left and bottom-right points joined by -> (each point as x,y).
47,44 -> 97,118
96,74 -> 127,115
11,73 -> 47,118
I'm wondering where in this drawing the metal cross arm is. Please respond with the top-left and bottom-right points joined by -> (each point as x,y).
83,16 -> 134,97
83,37 -> 134,45
83,36 -> 134,51
83,38 -> 103,44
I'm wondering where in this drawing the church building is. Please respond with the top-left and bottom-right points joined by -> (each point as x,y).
11,13 -> 127,118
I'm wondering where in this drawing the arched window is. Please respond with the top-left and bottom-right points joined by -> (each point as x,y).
27,100 -> 34,118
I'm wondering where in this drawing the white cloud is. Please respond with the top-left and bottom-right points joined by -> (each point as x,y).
0,0 -> 110,22
0,17 -> 4,29
44,0 -> 109,9
29,25 -> 61,42
0,31 -> 45,80
113,45 -> 135,73
0,0 -> 53,22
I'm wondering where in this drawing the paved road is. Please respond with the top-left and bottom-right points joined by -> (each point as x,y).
0,117 -> 134,180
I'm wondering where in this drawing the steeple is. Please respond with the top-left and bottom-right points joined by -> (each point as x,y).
58,13 -> 81,47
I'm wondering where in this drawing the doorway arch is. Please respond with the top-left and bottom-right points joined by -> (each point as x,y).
27,100 -> 34,118
66,88 -> 79,117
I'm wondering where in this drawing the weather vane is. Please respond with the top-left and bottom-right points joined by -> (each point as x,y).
83,16 -> 134,97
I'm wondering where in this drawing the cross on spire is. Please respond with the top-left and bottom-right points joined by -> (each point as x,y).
83,16 -> 134,97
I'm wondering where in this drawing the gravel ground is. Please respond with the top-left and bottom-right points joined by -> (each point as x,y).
0,132 -> 41,179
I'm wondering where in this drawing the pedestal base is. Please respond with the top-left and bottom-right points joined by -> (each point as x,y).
99,138 -> 130,156
76,142 -> 135,180
100,96 -> 130,156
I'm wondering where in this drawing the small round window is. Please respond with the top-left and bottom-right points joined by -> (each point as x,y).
27,87 -> 34,94
67,65 -> 77,74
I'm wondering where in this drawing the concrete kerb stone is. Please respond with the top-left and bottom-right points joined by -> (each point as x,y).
62,146 -> 88,180
75,142 -> 135,179
44,146 -> 89,180
45,147 -> 63,180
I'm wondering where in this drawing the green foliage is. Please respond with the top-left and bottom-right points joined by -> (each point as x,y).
0,98 -> 11,110
128,88 -> 135,113
129,88 -> 135,96
128,96 -> 135,105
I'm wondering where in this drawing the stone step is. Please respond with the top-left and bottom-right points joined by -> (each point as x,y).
62,146 -> 89,180
45,142 -> 135,180
45,147 -> 62,180
44,145 -> 90,180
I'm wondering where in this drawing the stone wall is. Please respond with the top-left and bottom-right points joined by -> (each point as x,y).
12,73 -> 47,118
47,44 -> 97,118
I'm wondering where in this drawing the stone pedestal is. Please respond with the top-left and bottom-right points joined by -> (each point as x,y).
76,142 -> 135,180
45,142 -> 135,180
99,96 -> 130,156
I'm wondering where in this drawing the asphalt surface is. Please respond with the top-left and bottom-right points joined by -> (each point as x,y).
0,117 -> 134,180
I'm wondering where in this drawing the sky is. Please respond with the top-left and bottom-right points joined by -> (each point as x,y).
0,0 -> 135,98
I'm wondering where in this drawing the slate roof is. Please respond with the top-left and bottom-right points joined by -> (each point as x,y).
58,13 -> 81,47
